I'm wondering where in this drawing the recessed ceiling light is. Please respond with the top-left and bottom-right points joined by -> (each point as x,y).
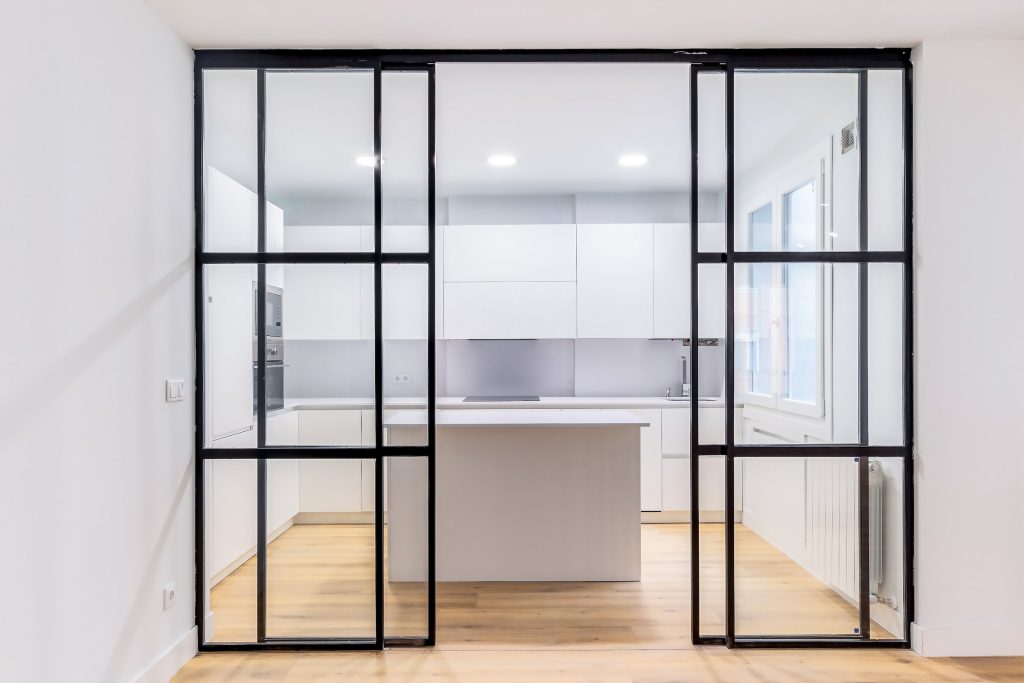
487,154 -> 517,167
618,154 -> 648,167
355,155 -> 378,167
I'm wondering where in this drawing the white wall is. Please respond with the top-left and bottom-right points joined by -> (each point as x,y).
0,0 -> 195,681
912,39 -> 1024,657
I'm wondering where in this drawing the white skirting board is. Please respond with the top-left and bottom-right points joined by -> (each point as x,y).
130,626 -> 197,683
911,623 -> 1024,657
641,511 -> 742,523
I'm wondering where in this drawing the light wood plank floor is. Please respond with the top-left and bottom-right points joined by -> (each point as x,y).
177,524 -> 1024,682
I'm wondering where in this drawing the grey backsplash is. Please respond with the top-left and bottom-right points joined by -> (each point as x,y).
285,338 -> 723,399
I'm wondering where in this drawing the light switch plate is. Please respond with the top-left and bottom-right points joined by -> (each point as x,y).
165,379 -> 185,402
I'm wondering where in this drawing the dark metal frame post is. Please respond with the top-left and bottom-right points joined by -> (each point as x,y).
856,69 -> 871,641
688,64 -> 701,645
255,68 -> 268,643
372,64 -> 385,651
426,63 -> 438,647
723,64 -> 737,649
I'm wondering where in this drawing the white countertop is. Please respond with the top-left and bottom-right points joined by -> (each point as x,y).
385,408 -> 651,428
280,395 -> 733,413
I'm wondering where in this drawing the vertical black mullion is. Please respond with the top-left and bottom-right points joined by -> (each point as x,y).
372,64 -> 385,651
255,68 -> 268,643
193,61 -> 207,646
724,64 -> 736,648
426,63 -> 438,647
688,64 -> 701,644
901,63 -> 915,644
856,70 -> 871,641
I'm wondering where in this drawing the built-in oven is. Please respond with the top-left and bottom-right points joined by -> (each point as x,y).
253,284 -> 285,413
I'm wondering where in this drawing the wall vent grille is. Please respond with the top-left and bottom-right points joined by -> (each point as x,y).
841,121 -> 857,154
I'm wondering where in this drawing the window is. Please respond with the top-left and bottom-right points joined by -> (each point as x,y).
738,151 -> 827,419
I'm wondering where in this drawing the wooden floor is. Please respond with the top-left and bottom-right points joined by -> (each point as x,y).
176,524 -> 1023,682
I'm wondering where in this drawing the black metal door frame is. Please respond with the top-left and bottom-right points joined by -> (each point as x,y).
193,47 -> 912,652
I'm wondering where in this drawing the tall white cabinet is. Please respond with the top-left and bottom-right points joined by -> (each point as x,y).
576,224 -> 655,338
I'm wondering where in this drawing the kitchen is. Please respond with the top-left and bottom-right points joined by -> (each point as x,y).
199,62 -> 907,645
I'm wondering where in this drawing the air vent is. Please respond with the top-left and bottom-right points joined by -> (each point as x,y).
841,121 -> 857,155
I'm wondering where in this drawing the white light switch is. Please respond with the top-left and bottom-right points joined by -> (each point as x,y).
165,379 -> 185,402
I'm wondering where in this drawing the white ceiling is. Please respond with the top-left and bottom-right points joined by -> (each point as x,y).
204,64 -> 858,202
148,0 -> 1024,49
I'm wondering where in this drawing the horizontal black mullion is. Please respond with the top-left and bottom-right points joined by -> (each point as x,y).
697,252 -> 728,264
697,444 -> 728,456
694,635 -> 727,645
731,444 -> 908,459
200,252 -> 430,265
201,251 -> 375,265
734,251 -> 906,263
732,637 -> 909,649
201,446 -> 429,460
382,445 -> 435,457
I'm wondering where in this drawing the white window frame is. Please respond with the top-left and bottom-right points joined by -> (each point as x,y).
737,141 -> 832,421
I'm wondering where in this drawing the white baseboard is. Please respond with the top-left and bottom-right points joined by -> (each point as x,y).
132,626 -> 197,683
293,511 -> 376,524
911,623 -> 1024,657
870,602 -> 903,640
641,510 -> 742,523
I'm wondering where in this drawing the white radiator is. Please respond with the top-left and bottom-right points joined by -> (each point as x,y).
868,458 -> 884,594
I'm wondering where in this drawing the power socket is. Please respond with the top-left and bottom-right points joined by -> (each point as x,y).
391,374 -> 410,384
163,582 -> 177,611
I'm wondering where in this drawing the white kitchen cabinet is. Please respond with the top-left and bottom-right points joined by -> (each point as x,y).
577,224 -> 654,338
384,264 -> 429,340
653,223 -> 727,339
383,224 -> 429,252
443,281 -> 576,339
444,224 -> 576,282
662,406 -> 730,455
266,409 -> 299,445
297,410 -> 364,512
635,409 -> 663,512
205,263 -> 256,441
662,456 -> 740,514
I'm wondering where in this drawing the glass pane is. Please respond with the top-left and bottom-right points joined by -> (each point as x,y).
383,71 -> 429,252
696,455 -> 728,637
867,70 -> 905,251
203,459 -> 257,643
384,456 -> 429,639
383,263 -> 430,446
736,263 -> 904,445
735,71 -> 858,251
869,457 -> 906,640
266,263 -> 375,447
266,70 -> 375,252
203,70 -> 258,252
203,264 -> 257,447
266,458 -> 376,639
736,456 -> 862,637
696,70 -> 726,251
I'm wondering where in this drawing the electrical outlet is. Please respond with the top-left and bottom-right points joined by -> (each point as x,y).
165,379 -> 185,402
163,582 -> 176,610
392,374 -> 410,384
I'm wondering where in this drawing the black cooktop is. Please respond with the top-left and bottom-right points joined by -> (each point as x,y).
462,396 -> 540,402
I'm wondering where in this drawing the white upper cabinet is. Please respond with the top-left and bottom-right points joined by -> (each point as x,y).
444,281 -> 576,339
652,223 -> 727,339
444,224 -> 577,282
576,224 -> 654,338
653,223 -> 689,338
383,224 -> 429,252
283,226 -> 366,340
384,264 -> 429,340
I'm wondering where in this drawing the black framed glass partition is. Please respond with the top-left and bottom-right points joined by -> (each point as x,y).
195,58 -> 437,651
690,60 -> 912,648
195,48 -> 911,653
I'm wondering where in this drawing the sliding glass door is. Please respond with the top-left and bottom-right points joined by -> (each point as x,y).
196,59 -> 437,650
690,60 -> 912,647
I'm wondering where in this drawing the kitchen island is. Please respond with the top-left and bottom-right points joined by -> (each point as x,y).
386,409 -> 648,582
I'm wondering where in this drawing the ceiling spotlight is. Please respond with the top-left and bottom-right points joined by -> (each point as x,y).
487,154 -> 517,167
618,154 -> 648,167
355,155 -> 378,167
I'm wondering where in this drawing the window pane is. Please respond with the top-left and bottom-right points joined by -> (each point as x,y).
783,262 -> 819,403
740,204 -> 774,398
783,180 -> 816,252
266,70 -> 375,252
